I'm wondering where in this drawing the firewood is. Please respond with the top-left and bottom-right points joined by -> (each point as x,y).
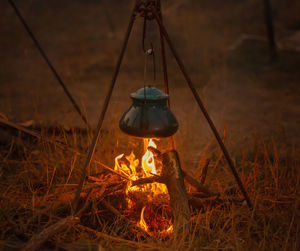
160,150 -> 190,233
21,216 -> 79,251
189,194 -> 245,210
76,184 -> 106,217
77,225 -> 159,249
58,240 -> 104,251
131,176 -> 162,186
148,146 -> 215,196
182,170 -> 216,196
100,199 -> 149,237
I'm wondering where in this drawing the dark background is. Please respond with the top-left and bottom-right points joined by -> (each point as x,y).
1,0 -> 300,163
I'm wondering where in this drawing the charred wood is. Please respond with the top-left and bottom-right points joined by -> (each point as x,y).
160,150 -> 190,233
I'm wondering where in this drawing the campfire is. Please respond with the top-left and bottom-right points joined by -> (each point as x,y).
114,138 -> 173,235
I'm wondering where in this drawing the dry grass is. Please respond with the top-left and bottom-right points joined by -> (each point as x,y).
0,121 -> 298,250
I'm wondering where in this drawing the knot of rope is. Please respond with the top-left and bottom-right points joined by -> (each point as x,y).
135,0 -> 160,20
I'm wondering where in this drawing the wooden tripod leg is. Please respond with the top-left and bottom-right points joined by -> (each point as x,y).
152,9 -> 253,209
72,4 -> 137,213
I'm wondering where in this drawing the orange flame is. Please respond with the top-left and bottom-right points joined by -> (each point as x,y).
114,138 -> 172,233
142,139 -> 156,175
114,139 -> 167,194
166,225 -> 173,233
138,206 -> 174,235
138,206 -> 148,232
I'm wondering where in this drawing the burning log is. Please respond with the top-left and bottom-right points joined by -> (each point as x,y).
160,150 -> 190,233
148,146 -> 215,196
83,142 -> 219,235
85,139 -> 225,235
123,148 -> 190,234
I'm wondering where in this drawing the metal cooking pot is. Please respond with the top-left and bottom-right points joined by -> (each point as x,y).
119,86 -> 178,138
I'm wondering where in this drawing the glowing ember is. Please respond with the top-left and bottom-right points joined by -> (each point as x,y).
166,225 -> 173,233
114,138 -> 173,234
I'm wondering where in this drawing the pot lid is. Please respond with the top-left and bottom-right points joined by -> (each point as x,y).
130,86 -> 169,100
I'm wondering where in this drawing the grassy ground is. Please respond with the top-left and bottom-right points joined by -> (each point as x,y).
0,123 -> 298,250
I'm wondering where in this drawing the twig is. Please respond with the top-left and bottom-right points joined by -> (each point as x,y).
131,176 -> 162,186
209,127 -> 226,174
200,159 -> 210,185
76,184 -> 106,217
0,240 -> 24,249
182,170 -> 216,196
189,194 -> 244,210
21,216 -> 79,251
0,117 -> 50,141
88,174 -> 163,196
99,174 -> 165,196
101,199 -> 125,218
0,117 -> 129,180
77,225 -> 160,249
147,146 -> 161,157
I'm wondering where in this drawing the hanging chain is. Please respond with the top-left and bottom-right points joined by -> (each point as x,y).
143,48 -> 148,100
142,8 -> 156,102
143,46 -> 155,101
150,43 -> 156,82
142,16 -> 147,53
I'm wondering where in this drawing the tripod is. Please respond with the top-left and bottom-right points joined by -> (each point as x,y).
72,0 -> 253,211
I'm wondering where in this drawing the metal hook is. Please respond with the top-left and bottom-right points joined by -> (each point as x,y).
150,43 -> 156,82
143,45 -> 156,96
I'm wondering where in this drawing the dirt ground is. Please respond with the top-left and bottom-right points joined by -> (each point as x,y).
1,0 -> 300,164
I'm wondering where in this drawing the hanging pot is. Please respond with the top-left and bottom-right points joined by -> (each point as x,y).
119,86 -> 178,138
